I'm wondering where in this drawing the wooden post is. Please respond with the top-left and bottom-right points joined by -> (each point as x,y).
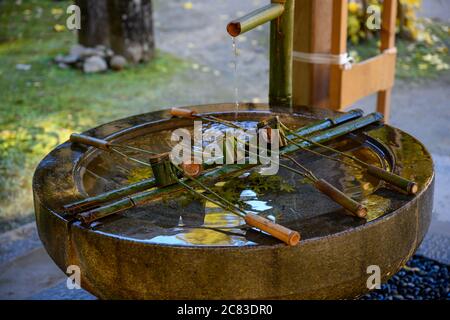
292,0 -> 313,107
292,0 -> 335,108
293,0 -> 396,122
329,0 -> 348,110
376,0 -> 397,121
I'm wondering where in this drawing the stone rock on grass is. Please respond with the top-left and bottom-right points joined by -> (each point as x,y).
83,56 -> 108,73
55,54 -> 79,65
71,45 -> 106,59
69,44 -> 85,58
57,63 -> 69,69
81,47 -> 102,58
110,55 -> 127,71
57,45 -> 121,72
15,64 -> 31,71
105,48 -> 114,58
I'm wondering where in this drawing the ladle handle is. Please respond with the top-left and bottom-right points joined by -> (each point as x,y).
170,107 -> 197,119
314,179 -> 367,218
244,213 -> 300,246
366,165 -> 418,195
70,133 -> 110,151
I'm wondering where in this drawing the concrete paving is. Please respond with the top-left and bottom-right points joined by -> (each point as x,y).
419,0 -> 450,21
0,0 -> 449,300
0,247 -> 66,299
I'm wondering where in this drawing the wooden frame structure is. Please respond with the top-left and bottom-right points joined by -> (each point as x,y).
292,0 -> 397,120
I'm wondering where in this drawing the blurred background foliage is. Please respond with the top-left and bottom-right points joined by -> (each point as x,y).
347,0 -> 449,78
0,0 -> 186,231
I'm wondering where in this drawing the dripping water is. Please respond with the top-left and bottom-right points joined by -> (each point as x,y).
232,37 -> 239,119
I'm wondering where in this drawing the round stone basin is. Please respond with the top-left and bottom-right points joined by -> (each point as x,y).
33,103 -> 434,299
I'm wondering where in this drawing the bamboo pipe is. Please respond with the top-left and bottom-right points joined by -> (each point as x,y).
181,163 -> 203,177
283,112 -> 384,153
75,113 -> 382,224
70,133 -> 110,150
226,3 -> 285,37
269,0 -> 294,107
314,179 -> 367,218
70,133 -> 157,157
149,153 -> 179,187
280,154 -> 366,217
286,109 -> 365,137
284,124 -> 418,195
177,170 -> 300,246
77,197 -> 136,224
170,107 -> 197,119
244,213 -> 300,246
170,107 -> 364,134
170,107 -> 241,129
226,0 -> 294,106
367,164 -> 418,195
63,178 -> 156,214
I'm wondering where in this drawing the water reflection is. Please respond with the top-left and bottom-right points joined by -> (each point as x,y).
145,188 -> 274,246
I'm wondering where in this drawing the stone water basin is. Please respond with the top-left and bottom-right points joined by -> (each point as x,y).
33,103 -> 434,299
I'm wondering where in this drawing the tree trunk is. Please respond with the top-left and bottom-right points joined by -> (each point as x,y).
76,0 -> 110,47
107,0 -> 155,63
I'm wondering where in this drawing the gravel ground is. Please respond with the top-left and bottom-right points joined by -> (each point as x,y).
361,255 -> 450,300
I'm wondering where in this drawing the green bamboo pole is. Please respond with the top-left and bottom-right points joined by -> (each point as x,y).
149,153 -> 178,187
366,164 -> 418,194
282,112 -> 383,153
314,179 -> 367,218
64,178 -> 156,214
76,113 -> 383,224
175,168 -> 295,247
269,0 -> 294,107
226,1 -> 294,107
295,109 -> 364,136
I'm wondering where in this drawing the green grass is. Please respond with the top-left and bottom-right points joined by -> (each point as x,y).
0,0 -> 187,231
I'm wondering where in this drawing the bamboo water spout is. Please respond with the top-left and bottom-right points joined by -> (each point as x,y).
226,4 -> 285,37
227,0 -> 294,107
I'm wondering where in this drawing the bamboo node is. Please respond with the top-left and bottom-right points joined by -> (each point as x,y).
227,22 -> 241,37
288,231 -> 301,246
356,205 -> 368,219
170,107 -> 197,119
181,163 -> 203,177
408,182 -> 419,195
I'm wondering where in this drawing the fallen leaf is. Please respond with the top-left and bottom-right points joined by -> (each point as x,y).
53,24 -> 65,32
183,2 -> 193,10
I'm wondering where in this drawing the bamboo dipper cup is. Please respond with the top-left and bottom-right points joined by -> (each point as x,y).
70,133 -> 110,150
170,107 -> 197,119
314,179 -> 367,218
244,213 -> 300,246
